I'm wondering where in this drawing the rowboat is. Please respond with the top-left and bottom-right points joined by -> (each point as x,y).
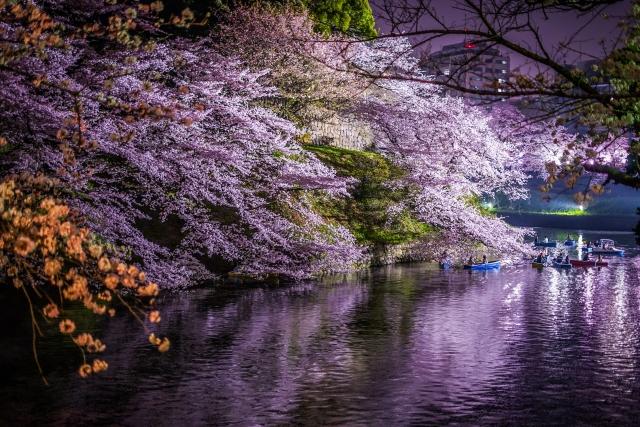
534,241 -> 556,248
531,262 -> 545,268
591,247 -> 624,256
552,261 -> 572,269
592,239 -> 624,256
463,261 -> 500,270
563,239 -> 577,247
569,259 -> 608,267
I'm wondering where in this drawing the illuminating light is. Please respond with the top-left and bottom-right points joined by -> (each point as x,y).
579,205 -> 584,211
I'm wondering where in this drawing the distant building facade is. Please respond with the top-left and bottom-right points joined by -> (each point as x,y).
420,40 -> 510,102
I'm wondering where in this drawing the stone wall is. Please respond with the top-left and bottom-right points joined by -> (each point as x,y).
369,241 -> 434,266
307,114 -> 373,150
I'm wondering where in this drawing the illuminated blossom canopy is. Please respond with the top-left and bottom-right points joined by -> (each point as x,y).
0,1 -> 362,286
2,1 -> 626,287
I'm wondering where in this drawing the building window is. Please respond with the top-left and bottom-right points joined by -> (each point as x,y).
443,69 -> 450,75
501,69 -> 507,73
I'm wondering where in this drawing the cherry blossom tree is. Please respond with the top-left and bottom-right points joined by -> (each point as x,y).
0,1 -> 364,286
489,103 -> 631,203
352,60 -> 533,255
220,12 -> 538,258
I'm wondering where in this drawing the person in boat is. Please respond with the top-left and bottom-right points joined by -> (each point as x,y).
534,235 -> 539,244
582,252 -> 590,261
566,234 -> 572,241
482,254 -> 487,264
597,255 -> 603,263
467,256 -> 474,265
564,255 -> 570,264
534,252 -> 544,263
544,237 -> 549,243
587,240 -> 592,248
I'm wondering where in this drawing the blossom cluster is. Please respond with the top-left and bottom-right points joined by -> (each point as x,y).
0,174 -> 169,381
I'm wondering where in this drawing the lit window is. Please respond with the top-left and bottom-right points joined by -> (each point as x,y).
501,69 -> 507,73
498,78 -> 505,83
443,69 -> 450,75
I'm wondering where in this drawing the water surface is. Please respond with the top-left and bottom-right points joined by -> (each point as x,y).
1,230 -> 640,425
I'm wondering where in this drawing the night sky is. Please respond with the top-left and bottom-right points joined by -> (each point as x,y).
373,0 -> 634,69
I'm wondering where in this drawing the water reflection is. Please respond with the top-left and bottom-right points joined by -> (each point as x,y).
0,231 -> 639,425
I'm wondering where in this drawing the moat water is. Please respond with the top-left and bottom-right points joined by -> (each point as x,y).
1,228 -> 640,425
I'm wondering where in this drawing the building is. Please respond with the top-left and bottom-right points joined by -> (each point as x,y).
419,40 -> 510,102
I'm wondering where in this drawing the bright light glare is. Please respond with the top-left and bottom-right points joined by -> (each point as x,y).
579,205 -> 584,211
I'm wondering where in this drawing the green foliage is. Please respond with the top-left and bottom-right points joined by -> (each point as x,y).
591,1 -> 640,175
542,208 -> 588,216
0,142 -> 12,156
163,0 -> 376,37
501,208 -> 588,216
304,144 -> 434,245
465,195 -> 497,217
304,0 -> 377,37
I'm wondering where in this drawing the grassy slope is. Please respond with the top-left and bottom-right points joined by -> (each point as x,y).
303,144 -> 434,245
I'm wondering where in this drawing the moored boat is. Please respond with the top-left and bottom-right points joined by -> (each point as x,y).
532,262 -> 545,268
563,239 -> 577,247
592,239 -> 624,256
463,261 -> 500,270
569,259 -> 608,267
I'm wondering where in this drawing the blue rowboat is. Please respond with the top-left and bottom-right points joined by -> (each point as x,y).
463,261 -> 500,270
563,240 -> 577,247
534,241 -> 556,248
